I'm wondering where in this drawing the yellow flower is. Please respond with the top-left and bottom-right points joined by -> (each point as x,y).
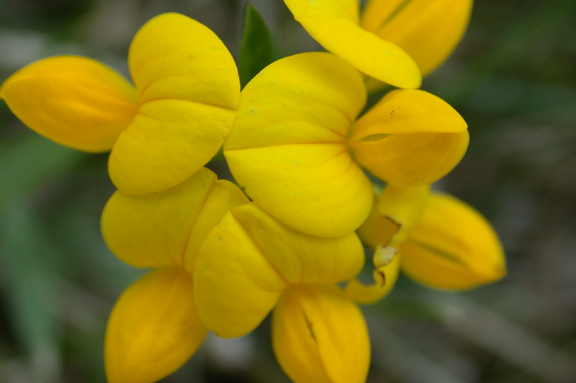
193,202 -> 369,382
224,52 -> 468,238
101,168 -> 248,383
0,13 -> 240,195
283,0 -> 421,89
354,188 -> 506,297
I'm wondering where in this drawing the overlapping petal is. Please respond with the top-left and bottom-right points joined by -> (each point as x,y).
378,185 -> 430,239
349,89 -> 469,187
0,56 -> 137,152
105,269 -> 207,383
194,202 -> 364,338
356,195 -> 400,250
401,193 -> 507,290
358,185 -> 431,248
101,167 -> 248,272
272,284 -> 370,383
362,0 -> 473,76
109,13 -> 240,194
349,185 -> 429,304
284,0 -> 421,88
225,52 -> 372,238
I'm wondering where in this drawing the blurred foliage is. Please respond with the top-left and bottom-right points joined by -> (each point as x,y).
0,0 -> 575,382
239,3 -> 279,88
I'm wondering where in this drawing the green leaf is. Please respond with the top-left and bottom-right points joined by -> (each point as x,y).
239,3 -> 278,88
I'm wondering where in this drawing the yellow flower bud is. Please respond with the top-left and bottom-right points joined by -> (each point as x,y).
401,193 -> 506,290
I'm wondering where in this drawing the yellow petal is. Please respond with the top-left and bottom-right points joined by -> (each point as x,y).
109,13 -> 240,194
225,53 -> 365,149
193,209 -> 287,339
345,244 -> 401,304
226,144 -> 373,238
129,13 -> 239,109
0,56 -> 137,152
351,89 -> 467,139
272,284 -> 370,383
101,168 -> 248,272
362,0 -> 473,76
105,269 -> 207,383
349,90 -> 469,187
194,203 -> 365,338
352,131 -> 469,187
360,0 -> 406,32
401,193 -> 507,290
284,0 -> 421,88
225,52 -> 372,238
284,0 -> 360,22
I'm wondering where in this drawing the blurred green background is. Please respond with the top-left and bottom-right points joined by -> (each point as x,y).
1,0 -> 575,382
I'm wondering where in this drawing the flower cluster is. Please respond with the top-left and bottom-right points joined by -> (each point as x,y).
0,1 -> 506,382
